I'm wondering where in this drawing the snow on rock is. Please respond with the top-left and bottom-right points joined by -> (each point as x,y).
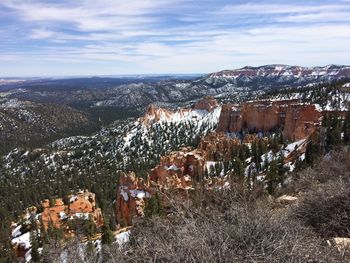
116,230 -> 130,245
283,139 -> 306,157
12,231 -> 31,249
12,224 -> 22,238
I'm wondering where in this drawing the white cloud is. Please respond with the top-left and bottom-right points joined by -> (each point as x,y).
0,0 -> 350,76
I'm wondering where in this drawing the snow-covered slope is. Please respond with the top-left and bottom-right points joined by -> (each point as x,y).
1,105 -> 222,209
262,81 -> 350,111
206,65 -> 350,87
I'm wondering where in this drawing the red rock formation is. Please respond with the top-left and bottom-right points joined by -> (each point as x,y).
40,190 -> 103,230
194,96 -> 219,112
216,104 -> 242,133
198,132 -> 240,161
12,190 -> 103,261
141,104 -> 173,125
141,97 -> 219,125
116,172 -> 151,226
217,100 -> 322,141
149,147 -> 207,189
283,104 -> 322,141
116,148 -> 210,226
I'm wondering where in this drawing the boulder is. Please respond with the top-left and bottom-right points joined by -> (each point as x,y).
276,195 -> 298,205
327,237 -> 350,252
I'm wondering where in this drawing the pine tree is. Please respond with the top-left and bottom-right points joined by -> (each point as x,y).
145,193 -> 162,218
30,229 -> 40,262
342,108 -> 350,144
101,224 -> 114,245
266,160 -> 278,195
108,216 -> 117,232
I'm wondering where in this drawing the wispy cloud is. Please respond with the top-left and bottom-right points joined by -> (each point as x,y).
0,0 -> 350,76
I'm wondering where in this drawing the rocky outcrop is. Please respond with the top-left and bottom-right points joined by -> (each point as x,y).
116,147 -> 210,225
217,100 -> 322,141
283,104 -> 322,141
11,190 -> 103,262
327,238 -> 350,252
149,147 -> 207,189
116,172 -> 151,226
141,97 -> 220,126
194,96 -> 219,112
276,195 -> 298,205
216,104 -> 242,133
141,104 -> 174,125
40,190 -> 103,230
198,132 -> 240,161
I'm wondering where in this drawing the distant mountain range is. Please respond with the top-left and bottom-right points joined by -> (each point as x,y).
1,65 -> 348,111
205,64 -> 350,87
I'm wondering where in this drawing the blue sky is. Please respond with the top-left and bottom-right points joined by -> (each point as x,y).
0,0 -> 350,77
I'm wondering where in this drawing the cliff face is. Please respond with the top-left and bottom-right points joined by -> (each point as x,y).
283,104 -> 322,141
116,172 -> 151,226
194,96 -> 219,112
216,104 -> 242,133
141,97 -> 220,126
149,147 -> 207,189
217,100 -> 321,141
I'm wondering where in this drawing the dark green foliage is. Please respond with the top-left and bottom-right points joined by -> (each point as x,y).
305,140 -> 318,167
101,224 -> 115,245
145,193 -> 163,218
68,217 -> 98,238
342,109 -> 350,144
232,158 -> 245,179
266,159 -> 278,195
30,229 -> 41,262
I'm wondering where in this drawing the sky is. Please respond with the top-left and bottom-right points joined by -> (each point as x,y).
0,0 -> 350,77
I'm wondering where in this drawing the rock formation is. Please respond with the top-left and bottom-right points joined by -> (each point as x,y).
12,190 -> 103,261
141,97 -> 220,125
116,98 -> 324,226
216,104 -> 242,133
194,96 -> 219,112
198,132 -> 240,161
217,100 -> 322,141
40,190 -> 103,230
149,147 -> 207,189
141,104 -> 174,125
116,172 -> 152,226
116,147 -> 210,226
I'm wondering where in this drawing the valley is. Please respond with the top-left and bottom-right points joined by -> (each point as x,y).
1,66 -> 350,262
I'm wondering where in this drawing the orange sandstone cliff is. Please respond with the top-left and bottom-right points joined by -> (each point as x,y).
217,100 -> 321,141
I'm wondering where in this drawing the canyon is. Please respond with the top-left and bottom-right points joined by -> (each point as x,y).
115,97 -> 325,226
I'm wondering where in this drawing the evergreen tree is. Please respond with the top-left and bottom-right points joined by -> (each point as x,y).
108,216 -> 117,232
266,160 -> 278,195
101,224 -> 114,245
30,229 -> 40,262
305,140 -> 318,167
342,108 -> 350,144
145,193 -> 162,217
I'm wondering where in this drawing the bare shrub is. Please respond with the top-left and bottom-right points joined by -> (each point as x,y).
291,150 -> 350,193
107,190 -> 342,263
293,179 -> 350,239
